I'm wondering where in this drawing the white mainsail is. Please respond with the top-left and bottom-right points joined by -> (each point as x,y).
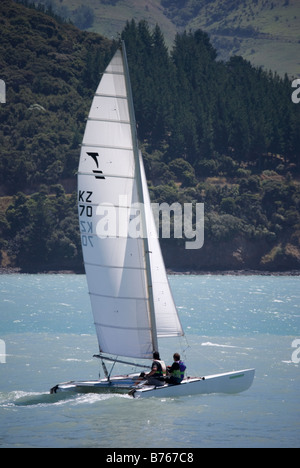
78,44 -> 183,360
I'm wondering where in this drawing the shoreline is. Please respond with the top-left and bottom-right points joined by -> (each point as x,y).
1,267 -> 299,276
167,269 -> 300,276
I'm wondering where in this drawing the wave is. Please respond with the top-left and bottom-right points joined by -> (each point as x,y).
201,341 -> 253,350
201,342 -> 238,348
61,358 -> 93,363
0,390 -> 74,407
0,390 -> 130,408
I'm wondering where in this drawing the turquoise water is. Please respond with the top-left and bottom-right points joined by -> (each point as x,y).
0,274 -> 299,448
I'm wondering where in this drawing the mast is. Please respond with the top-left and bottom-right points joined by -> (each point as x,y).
121,41 -> 159,354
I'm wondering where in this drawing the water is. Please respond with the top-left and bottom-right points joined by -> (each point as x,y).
0,274 -> 299,448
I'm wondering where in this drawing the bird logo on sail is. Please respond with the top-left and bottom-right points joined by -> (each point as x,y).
87,152 -> 105,180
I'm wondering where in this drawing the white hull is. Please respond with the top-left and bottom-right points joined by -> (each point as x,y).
50,374 -> 140,395
50,369 -> 255,398
133,369 -> 255,398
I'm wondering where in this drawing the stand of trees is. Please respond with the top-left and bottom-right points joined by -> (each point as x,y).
121,20 -> 299,173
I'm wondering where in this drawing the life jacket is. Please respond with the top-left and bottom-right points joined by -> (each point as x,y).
172,360 -> 186,382
153,360 -> 167,379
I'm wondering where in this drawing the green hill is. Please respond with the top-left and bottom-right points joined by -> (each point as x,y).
0,0 -> 299,273
30,0 -> 300,78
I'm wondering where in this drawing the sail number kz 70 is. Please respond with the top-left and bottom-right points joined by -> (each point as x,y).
78,190 -> 205,250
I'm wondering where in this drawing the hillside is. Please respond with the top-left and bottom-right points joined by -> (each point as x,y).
29,0 -> 300,78
188,0 -> 300,78
0,0 -> 299,273
0,0 -> 114,195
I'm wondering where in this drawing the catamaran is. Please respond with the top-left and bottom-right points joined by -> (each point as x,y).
50,42 -> 254,399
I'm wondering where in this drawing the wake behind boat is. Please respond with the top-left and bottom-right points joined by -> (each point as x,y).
50,42 -> 255,398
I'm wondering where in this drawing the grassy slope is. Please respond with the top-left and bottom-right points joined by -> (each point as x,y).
52,0 -> 300,77
190,0 -> 300,78
68,0 -> 178,47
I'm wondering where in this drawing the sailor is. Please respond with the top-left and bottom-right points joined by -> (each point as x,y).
166,353 -> 186,385
144,351 -> 166,387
